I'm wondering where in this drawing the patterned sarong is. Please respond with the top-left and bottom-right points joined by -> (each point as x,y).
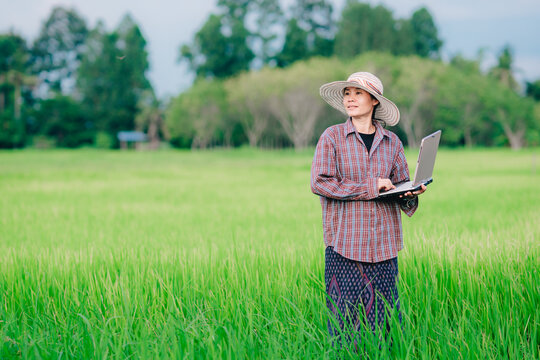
325,246 -> 401,343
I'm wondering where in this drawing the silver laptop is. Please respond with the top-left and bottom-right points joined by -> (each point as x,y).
378,130 -> 441,198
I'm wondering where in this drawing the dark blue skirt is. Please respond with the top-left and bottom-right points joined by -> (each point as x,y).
325,246 -> 402,341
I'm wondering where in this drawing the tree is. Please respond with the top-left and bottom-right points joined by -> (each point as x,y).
180,15 -> 228,78
6,70 -> 38,121
31,6 -> 88,95
334,2 -> 372,57
166,79 -> 230,149
370,6 -> 397,53
334,2 -> 396,58
0,34 -> 28,114
248,0 -> 284,66
76,21 -> 112,131
135,91 -> 169,149
433,65 -> 488,146
275,19 -> 309,67
386,55 -> 439,147
393,19 -> 414,56
449,53 -> 482,75
269,86 -> 323,149
290,0 -> 335,57
487,84 -> 534,149
217,0 -> 251,20
410,7 -> 442,58
526,80 -> 540,101
265,59 -> 333,149
77,15 -> 152,146
226,69 -> 275,147
489,45 -> 519,91
165,91 -> 195,148
180,13 -> 254,79
0,33 -> 35,148
33,95 -> 93,147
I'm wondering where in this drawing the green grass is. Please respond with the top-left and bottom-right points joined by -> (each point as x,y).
1,148 -> 539,359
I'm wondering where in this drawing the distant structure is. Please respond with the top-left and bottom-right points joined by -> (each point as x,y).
117,131 -> 148,150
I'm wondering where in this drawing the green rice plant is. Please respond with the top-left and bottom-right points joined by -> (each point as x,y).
0,148 -> 538,359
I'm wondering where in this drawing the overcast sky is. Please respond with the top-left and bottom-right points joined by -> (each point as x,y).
2,0 -> 539,97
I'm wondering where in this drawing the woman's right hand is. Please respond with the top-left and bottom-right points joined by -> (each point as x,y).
377,178 -> 396,192
377,178 -> 395,192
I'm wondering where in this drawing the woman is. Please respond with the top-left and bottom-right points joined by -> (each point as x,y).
310,72 -> 426,346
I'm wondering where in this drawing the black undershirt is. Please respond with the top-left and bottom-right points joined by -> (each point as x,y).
359,132 -> 375,153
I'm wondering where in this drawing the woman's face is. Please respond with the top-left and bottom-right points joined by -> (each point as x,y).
342,87 -> 379,119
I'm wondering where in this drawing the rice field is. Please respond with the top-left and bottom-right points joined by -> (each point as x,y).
0,148 -> 539,359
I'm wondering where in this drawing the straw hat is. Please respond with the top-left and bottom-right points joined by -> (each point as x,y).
319,72 -> 400,126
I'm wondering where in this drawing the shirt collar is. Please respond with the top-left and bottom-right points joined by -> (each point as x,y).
344,117 -> 390,139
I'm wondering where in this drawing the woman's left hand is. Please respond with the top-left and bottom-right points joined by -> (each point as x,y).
399,184 -> 427,198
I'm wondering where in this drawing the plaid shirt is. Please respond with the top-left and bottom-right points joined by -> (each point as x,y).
311,118 -> 418,262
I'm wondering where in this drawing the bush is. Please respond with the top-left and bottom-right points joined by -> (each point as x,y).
94,132 -> 115,149
33,96 -> 95,148
29,135 -> 56,149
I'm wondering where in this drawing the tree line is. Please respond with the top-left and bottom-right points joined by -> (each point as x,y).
180,0 -> 442,78
168,52 -> 539,150
172,0 -> 539,149
1,1 -> 539,150
0,7 -> 156,149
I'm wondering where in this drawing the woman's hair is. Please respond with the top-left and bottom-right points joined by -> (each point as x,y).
370,95 -> 386,127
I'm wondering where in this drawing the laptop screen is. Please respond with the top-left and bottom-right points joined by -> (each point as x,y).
412,130 -> 441,186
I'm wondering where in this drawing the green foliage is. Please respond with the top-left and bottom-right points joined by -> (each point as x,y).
292,0 -> 334,35
291,0 -> 335,57
0,34 -> 27,74
488,84 -> 536,148
433,64 -> 491,146
334,3 -> 441,60
33,95 -> 93,148
0,110 -> 25,148
369,5 -> 397,53
217,0 -> 251,19
226,57 -> 346,149
31,6 -> 88,94
77,15 -> 152,145
180,13 -> 254,79
250,0 -> 284,65
136,91 -> 169,148
275,19 -> 309,67
28,135 -> 56,149
94,131 -> 115,149
183,0 -> 284,75
527,103 -> 540,145
182,0 -> 338,76
410,7 -> 442,58
166,79 -> 233,149
170,52 -> 538,149
392,19 -> 415,56
268,58 -> 346,148
0,33 -> 34,148
334,2 -> 372,57
489,45 -> 520,91
449,53 -> 482,74
526,79 -> 540,100
226,68 -> 276,147
1,2 -> 536,151
334,3 -> 396,58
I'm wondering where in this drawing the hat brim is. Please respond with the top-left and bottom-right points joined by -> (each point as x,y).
320,81 -> 400,126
